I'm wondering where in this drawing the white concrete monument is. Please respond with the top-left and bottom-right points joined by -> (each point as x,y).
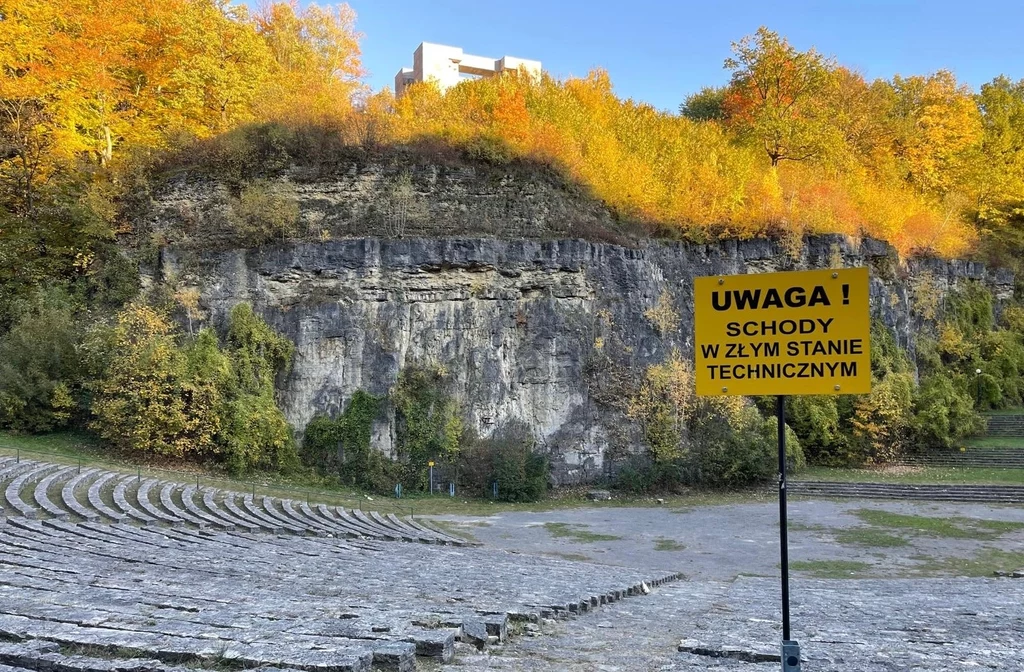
395,43 -> 541,96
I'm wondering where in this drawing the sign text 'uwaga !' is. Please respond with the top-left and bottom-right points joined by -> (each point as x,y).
694,268 -> 871,397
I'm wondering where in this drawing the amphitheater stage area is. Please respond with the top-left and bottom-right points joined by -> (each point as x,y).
2,457 -> 1024,671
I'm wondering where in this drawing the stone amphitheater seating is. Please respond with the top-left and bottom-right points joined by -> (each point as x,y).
0,458 -> 470,545
0,457 -> 680,672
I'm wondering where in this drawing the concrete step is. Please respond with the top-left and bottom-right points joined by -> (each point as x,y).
790,480 -> 1024,503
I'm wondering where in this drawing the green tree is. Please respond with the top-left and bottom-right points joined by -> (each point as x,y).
392,364 -> 462,489
224,303 -> 294,393
219,303 -> 297,473
912,374 -> 982,450
680,86 -> 727,121
785,395 -> 849,465
0,289 -> 82,431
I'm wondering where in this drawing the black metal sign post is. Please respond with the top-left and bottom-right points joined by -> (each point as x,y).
694,269 -> 872,671
777,395 -> 801,671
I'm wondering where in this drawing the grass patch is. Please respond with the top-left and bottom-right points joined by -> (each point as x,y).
833,527 -> 910,548
0,430 -> 106,460
853,509 -> 1024,540
789,560 -> 872,579
980,408 -> 1024,416
909,549 -> 1024,577
653,537 -> 685,552
543,522 -> 622,543
961,437 -> 1024,449
800,465 -> 1024,485
974,519 -> 1024,534
424,519 -> 482,544
788,521 -> 828,532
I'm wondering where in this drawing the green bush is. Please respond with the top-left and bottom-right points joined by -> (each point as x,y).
693,406 -> 803,488
301,390 -> 391,491
80,244 -> 140,311
783,395 -> 851,466
221,391 -> 298,474
911,373 -> 984,450
616,398 -> 804,492
0,289 -> 84,432
612,455 -> 695,494
462,134 -> 514,165
302,414 -> 342,475
613,455 -> 658,494
977,330 -> 1024,407
90,304 -> 222,458
459,423 -> 548,502
944,281 -> 994,334
187,123 -> 295,183
227,180 -> 300,246
392,364 -> 462,490
88,302 -> 298,472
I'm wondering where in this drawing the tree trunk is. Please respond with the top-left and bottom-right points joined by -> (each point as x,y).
100,125 -> 113,166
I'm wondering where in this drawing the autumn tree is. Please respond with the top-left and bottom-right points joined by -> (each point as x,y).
887,71 -> 984,196
976,76 -> 1024,221
254,2 -> 364,124
90,304 -> 222,457
0,0 -> 278,169
723,27 -> 840,166
822,67 -> 897,169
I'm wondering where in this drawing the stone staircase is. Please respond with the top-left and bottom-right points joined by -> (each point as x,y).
903,413 -> 1024,469
0,457 -> 466,545
788,481 -> 1024,503
790,412 -> 1024,502
902,447 -> 1024,469
979,414 -> 1024,437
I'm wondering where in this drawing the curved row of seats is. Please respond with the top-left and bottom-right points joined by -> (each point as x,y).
0,458 -> 466,546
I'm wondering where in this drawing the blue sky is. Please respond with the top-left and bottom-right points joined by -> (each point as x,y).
346,0 -> 1024,112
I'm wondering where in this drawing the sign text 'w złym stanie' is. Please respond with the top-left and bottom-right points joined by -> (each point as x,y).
694,268 -> 871,396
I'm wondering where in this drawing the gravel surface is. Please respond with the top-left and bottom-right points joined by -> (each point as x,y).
432,499 -> 1024,579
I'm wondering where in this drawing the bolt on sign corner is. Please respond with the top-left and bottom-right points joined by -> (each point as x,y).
694,267 -> 871,397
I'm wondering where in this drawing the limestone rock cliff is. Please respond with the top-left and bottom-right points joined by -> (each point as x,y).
159,235 -> 1013,484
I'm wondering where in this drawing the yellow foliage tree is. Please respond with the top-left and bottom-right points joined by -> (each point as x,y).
254,2 -> 364,124
90,304 -> 221,457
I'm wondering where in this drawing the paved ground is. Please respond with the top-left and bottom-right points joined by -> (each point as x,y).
430,498 -> 1024,670
0,517 -> 676,672
441,576 -> 1024,671
432,499 -> 1024,579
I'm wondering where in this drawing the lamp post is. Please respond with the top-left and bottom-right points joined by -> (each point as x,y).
975,368 -> 982,407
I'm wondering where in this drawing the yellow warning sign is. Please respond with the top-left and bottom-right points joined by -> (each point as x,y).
694,268 -> 871,396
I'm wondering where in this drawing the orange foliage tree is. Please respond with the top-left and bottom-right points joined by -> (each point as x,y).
0,0 -> 362,171
384,58 -> 980,256
4,5 -> 1019,261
